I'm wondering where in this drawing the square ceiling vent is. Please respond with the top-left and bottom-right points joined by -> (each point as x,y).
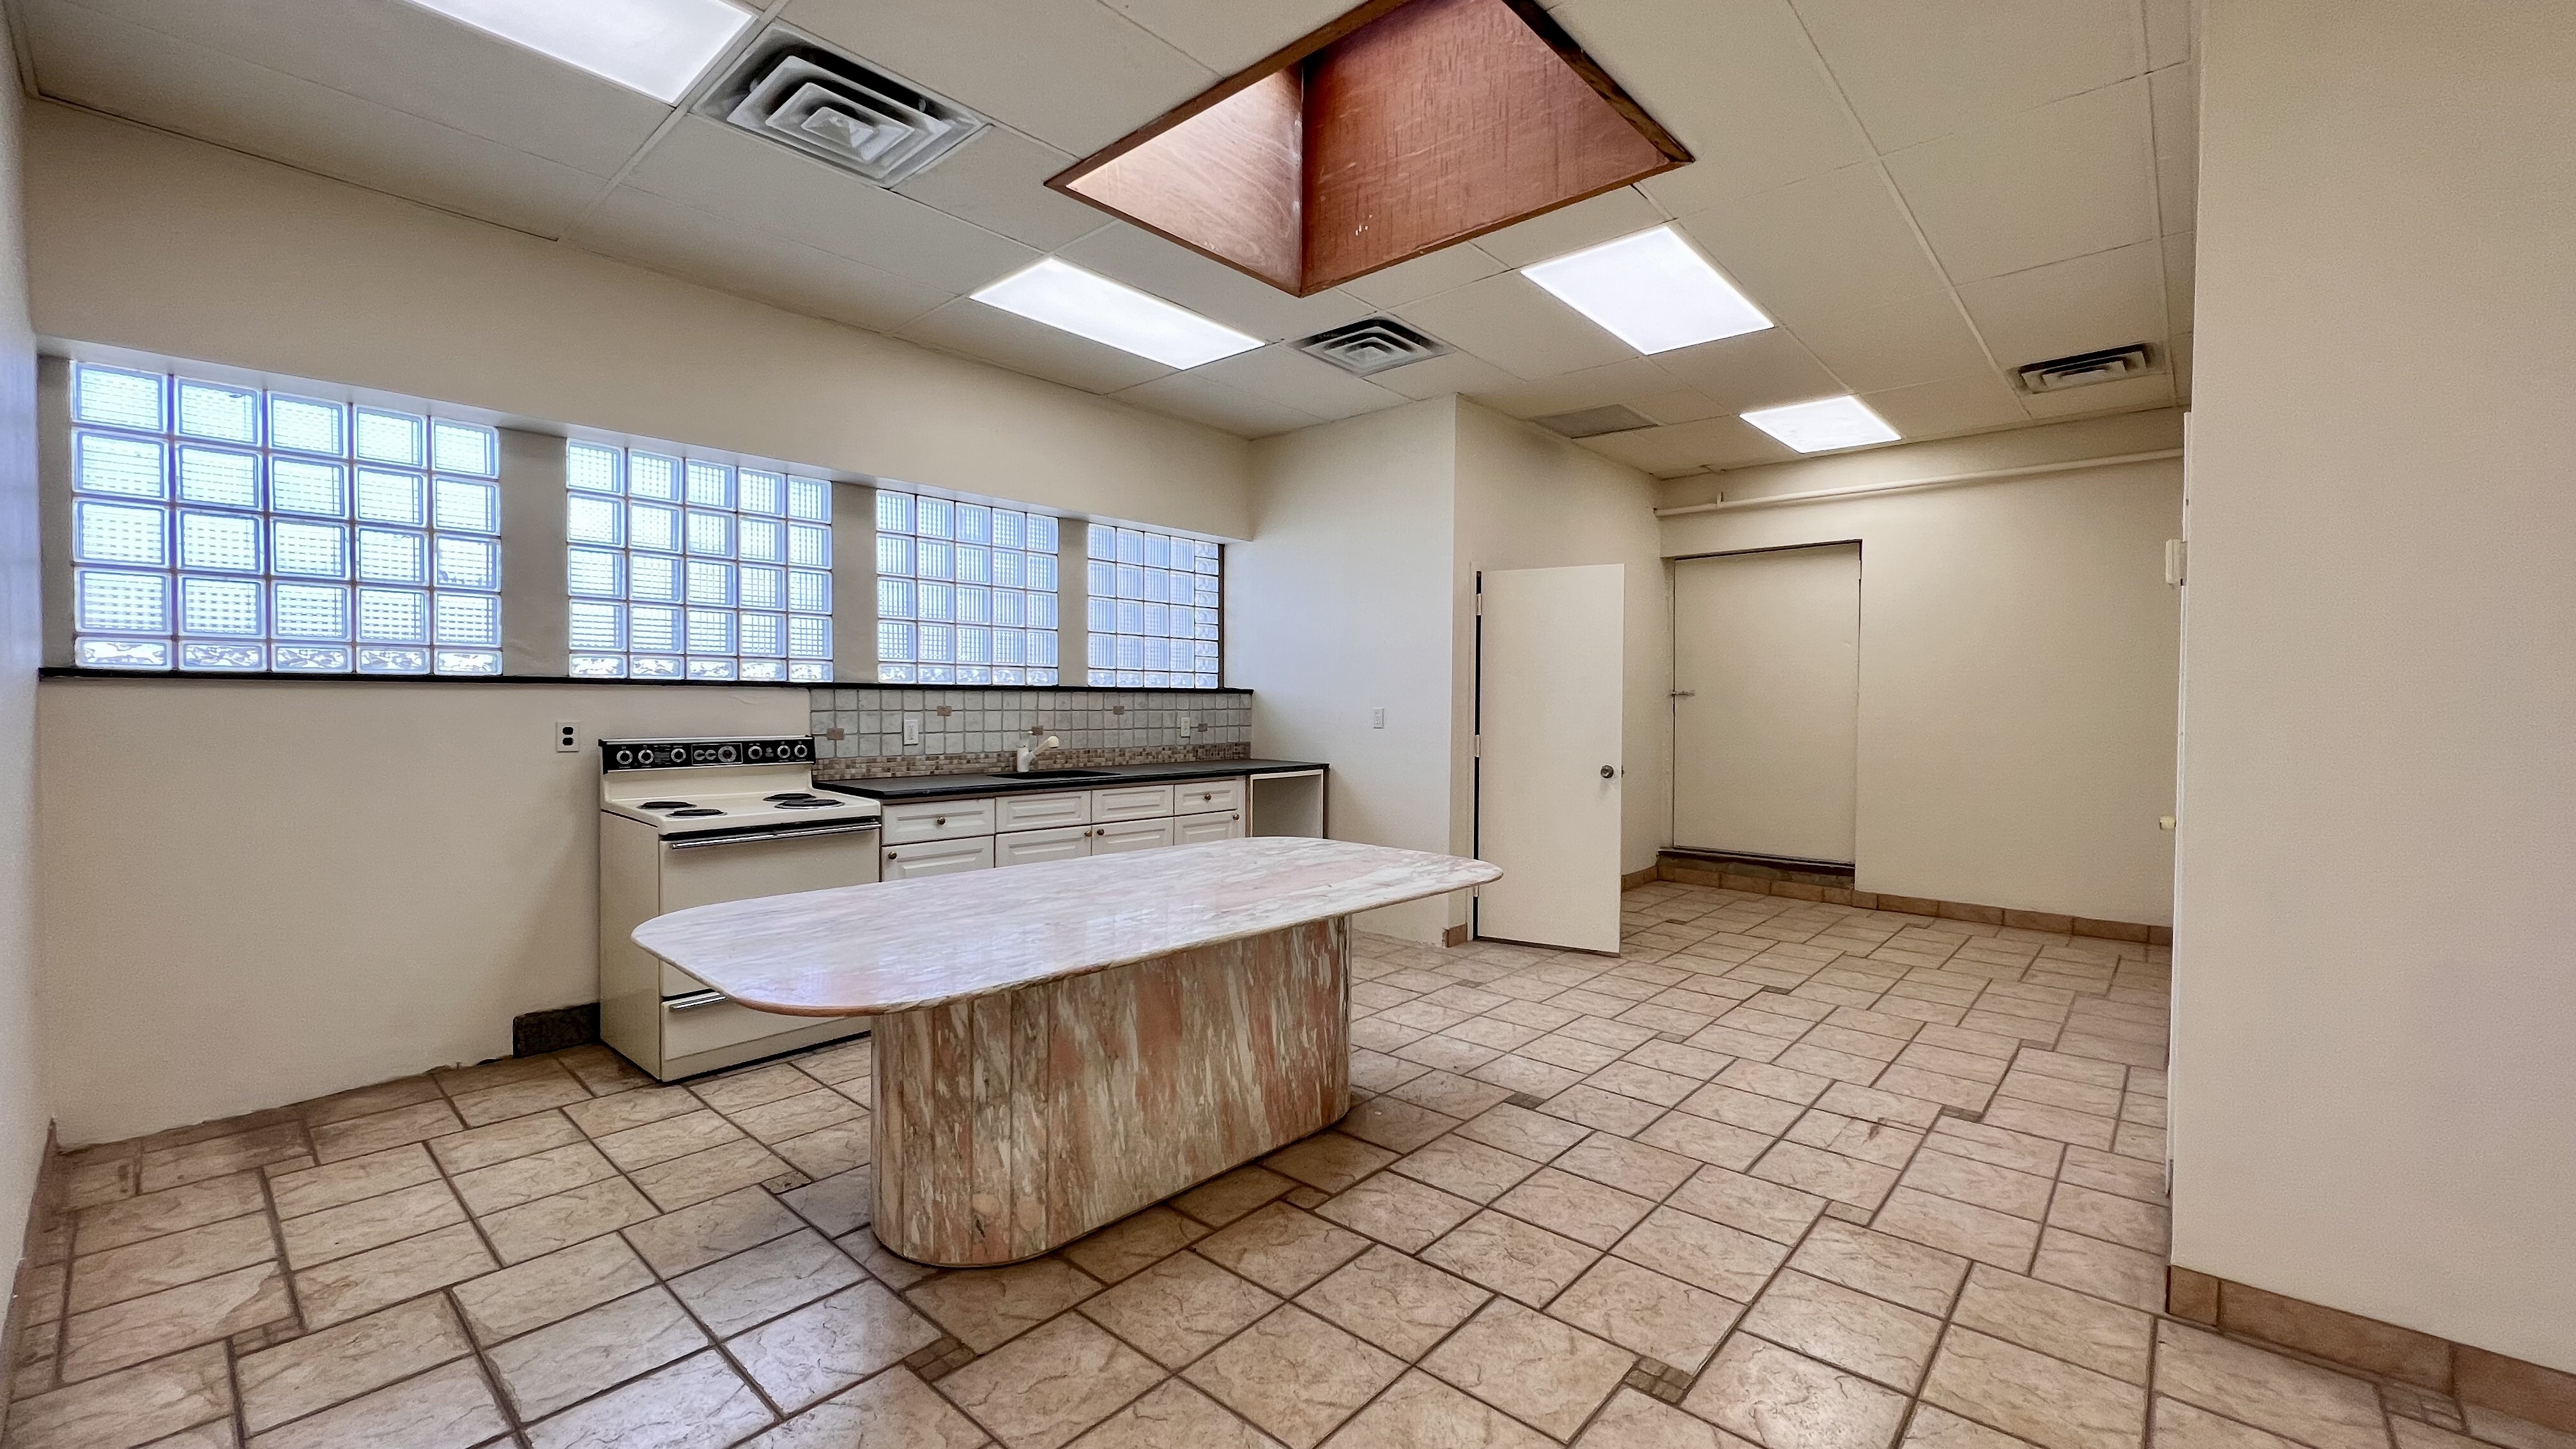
697,26 -> 986,186
2016,343 -> 2158,393
1294,318 -> 1452,374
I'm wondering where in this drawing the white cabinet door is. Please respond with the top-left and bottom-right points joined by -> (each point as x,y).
997,792 -> 1090,831
880,836 -> 995,878
1091,783 -> 1177,822
1091,817 -> 1176,855
996,824 -> 1092,868
1175,810 -> 1244,845
880,796 -> 997,845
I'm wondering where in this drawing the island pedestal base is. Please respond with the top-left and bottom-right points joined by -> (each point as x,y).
871,917 -> 1351,1267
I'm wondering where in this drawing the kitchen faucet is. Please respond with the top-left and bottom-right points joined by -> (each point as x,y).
1015,733 -> 1061,773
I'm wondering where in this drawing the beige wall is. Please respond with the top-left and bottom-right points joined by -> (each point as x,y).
38,681 -> 806,1146
1453,401 -> 1669,883
0,91 -> 47,1262
2172,1 -> 2576,1370
1660,412 -> 2183,925
1232,399 -> 1666,942
21,101 -> 1251,538
1232,401 -> 1459,942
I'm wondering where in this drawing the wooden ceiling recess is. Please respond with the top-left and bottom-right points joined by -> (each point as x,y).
1050,0 -> 1690,297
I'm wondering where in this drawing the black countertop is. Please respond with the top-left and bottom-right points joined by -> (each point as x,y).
815,758 -> 1328,804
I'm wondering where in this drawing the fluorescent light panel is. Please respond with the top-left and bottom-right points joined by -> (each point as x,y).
1520,226 -> 1772,355
401,0 -> 753,103
1740,395 -> 1901,453
970,259 -> 1262,370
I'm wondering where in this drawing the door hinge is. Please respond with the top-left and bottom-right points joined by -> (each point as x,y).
2164,539 -> 2187,586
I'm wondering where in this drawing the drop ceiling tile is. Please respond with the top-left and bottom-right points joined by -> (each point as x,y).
1115,372 -> 1322,438
1776,289 -> 1996,394
1365,350 -> 1522,401
1578,416 -> 1791,475
1394,272 -> 1637,380
24,0 -> 610,238
1885,79 -> 2159,283
2149,63 -> 2198,236
1549,0 -> 1873,217
2145,0 -> 2194,70
1956,240 -> 2166,375
894,126 -> 1113,252
1100,0 -> 1356,73
1650,327 -> 1846,412
2018,371 -> 2174,418
1859,374 -> 2028,437
1788,0 -> 2145,151
620,118 -> 1041,298
2162,233 -> 2195,339
1193,346 -> 1409,423
1467,358 -> 1679,419
781,0 -> 1215,156
896,296 -> 1176,395
566,187 -> 954,335
1337,246 -> 1508,310
1469,188 -> 1671,269
55,0 -> 670,176
1057,227 -> 1373,341
1632,389 -> 1730,425
1674,163 -> 1947,319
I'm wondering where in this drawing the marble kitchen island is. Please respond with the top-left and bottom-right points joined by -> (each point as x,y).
632,836 -> 1499,1266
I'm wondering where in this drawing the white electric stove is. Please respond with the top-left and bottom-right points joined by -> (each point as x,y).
598,735 -> 880,1080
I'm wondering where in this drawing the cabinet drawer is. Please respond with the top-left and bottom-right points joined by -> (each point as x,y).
881,836 -> 995,878
1091,816 -> 1176,855
997,824 -> 1091,868
1090,783 -> 1176,822
880,796 -> 996,843
663,991 -> 838,1059
1175,809 -> 1245,846
1170,778 -> 1243,815
996,791 -> 1089,831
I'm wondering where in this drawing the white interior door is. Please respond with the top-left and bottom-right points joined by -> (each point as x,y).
1478,564 -> 1624,951
1672,544 -> 1860,864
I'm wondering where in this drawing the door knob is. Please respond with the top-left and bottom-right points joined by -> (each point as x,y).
1599,765 -> 1616,779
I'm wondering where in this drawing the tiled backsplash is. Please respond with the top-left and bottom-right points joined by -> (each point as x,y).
808,686 -> 1252,780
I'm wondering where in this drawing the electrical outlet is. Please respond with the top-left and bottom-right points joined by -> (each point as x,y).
1371,708 -> 1386,729
554,721 -> 580,753
903,714 -> 923,747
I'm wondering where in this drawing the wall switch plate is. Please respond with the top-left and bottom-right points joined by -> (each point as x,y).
554,721 -> 579,753
1179,715 -> 1197,736
903,714 -> 923,747
1371,708 -> 1386,729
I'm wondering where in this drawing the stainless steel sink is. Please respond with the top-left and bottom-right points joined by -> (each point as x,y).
998,769 -> 1119,780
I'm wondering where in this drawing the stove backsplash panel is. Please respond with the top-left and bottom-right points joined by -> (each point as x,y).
808,686 -> 1254,781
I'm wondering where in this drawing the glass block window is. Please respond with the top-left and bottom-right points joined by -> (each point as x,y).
564,442 -> 833,682
1086,524 -> 1220,687
68,363 -> 503,675
875,492 -> 1060,686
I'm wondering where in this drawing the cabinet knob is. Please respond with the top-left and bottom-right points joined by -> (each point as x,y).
934,816 -> 946,825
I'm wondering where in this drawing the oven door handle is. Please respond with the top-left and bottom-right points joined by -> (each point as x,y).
664,822 -> 882,850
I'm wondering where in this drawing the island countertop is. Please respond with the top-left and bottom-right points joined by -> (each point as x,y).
632,836 -> 1498,1017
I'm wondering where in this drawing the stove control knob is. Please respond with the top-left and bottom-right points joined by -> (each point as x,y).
717,744 -> 740,763
613,749 -> 632,766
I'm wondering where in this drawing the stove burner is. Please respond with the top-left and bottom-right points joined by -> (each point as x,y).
773,798 -> 841,808
668,808 -> 724,817
763,792 -> 824,802
641,801 -> 694,810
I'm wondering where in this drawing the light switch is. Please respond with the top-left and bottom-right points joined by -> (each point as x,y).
903,714 -> 923,747
1371,708 -> 1386,729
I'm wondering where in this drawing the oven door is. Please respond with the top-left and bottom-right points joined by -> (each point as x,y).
656,822 -> 880,999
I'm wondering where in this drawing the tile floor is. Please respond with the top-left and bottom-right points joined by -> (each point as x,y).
4,881 -> 2559,1449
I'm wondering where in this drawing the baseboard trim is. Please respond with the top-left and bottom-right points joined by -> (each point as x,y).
2168,1268 -> 2576,1432
513,1002 -> 602,1057
1652,854 -> 2172,946
0,1124 -> 68,1428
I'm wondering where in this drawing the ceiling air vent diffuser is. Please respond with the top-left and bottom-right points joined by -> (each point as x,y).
1293,318 -> 1451,376
698,26 -> 985,187
1533,404 -> 1657,439
2016,343 -> 2157,393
